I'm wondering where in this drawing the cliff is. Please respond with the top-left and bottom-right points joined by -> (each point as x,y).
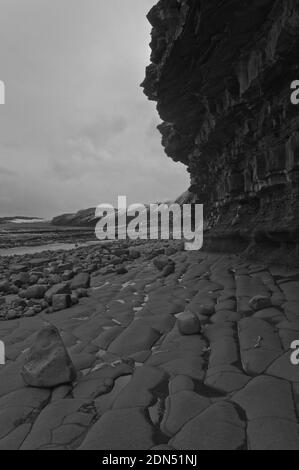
142,0 -> 299,257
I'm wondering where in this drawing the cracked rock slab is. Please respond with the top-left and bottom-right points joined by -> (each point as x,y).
232,376 -> 297,422
248,418 -> 299,450
79,408 -> 155,450
73,363 -> 133,400
108,321 -> 160,356
168,375 -> 195,395
238,318 -> 282,375
205,365 -> 251,393
267,352 -> 299,382
170,401 -> 246,450
20,399 -> 96,450
113,366 -> 167,409
209,336 -> 239,368
161,391 -> 210,436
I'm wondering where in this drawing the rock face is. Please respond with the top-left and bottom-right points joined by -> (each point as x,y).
21,325 -> 77,388
142,0 -> 299,256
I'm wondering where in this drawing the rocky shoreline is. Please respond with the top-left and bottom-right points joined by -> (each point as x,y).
0,240 -> 150,320
0,240 -> 299,449
0,225 -> 95,250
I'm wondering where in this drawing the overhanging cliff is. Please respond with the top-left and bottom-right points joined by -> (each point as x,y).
142,0 -> 299,255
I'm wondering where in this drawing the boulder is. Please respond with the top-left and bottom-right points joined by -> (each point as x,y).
61,270 -> 73,281
6,309 -> 18,320
71,293 -> 79,305
177,312 -> 201,335
116,266 -> 128,275
70,273 -> 90,290
12,272 -> 29,288
45,283 -> 71,304
9,264 -> 27,273
52,294 -> 72,311
57,263 -> 73,273
25,285 -> 48,300
21,325 -> 76,388
76,288 -> 88,298
29,258 -> 49,268
0,280 -> 10,293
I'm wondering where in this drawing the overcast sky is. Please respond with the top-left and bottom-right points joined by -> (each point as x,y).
0,0 -> 188,218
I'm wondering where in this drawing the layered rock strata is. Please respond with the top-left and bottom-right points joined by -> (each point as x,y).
142,0 -> 299,256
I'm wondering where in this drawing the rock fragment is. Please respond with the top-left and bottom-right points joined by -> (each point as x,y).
249,295 -> 272,312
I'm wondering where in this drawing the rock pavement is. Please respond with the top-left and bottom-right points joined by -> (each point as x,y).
0,241 -> 299,449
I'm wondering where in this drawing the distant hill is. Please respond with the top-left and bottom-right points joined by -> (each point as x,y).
50,192 -> 192,228
51,208 -> 97,227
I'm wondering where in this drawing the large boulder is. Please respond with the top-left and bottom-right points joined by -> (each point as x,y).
24,285 -> 48,300
0,280 -> 10,293
12,272 -> 29,288
52,294 -> 72,311
9,263 -> 28,273
57,263 -> 73,273
177,312 -> 201,335
21,325 -> 77,388
45,283 -> 71,304
29,258 -> 49,268
70,273 -> 90,290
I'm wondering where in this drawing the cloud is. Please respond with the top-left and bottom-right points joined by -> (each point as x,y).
50,114 -> 128,180
0,0 -> 189,217
0,165 -> 17,177
82,115 -> 128,147
51,143 -> 112,181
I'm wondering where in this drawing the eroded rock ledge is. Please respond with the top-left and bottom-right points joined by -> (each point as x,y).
142,0 -> 299,258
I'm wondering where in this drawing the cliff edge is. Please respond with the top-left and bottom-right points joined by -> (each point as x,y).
142,0 -> 299,258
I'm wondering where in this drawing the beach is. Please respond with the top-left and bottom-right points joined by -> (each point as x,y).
0,239 -> 298,449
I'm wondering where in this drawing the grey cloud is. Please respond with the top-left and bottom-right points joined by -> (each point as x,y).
0,165 -> 17,177
83,115 -> 128,147
0,0 -> 189,218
